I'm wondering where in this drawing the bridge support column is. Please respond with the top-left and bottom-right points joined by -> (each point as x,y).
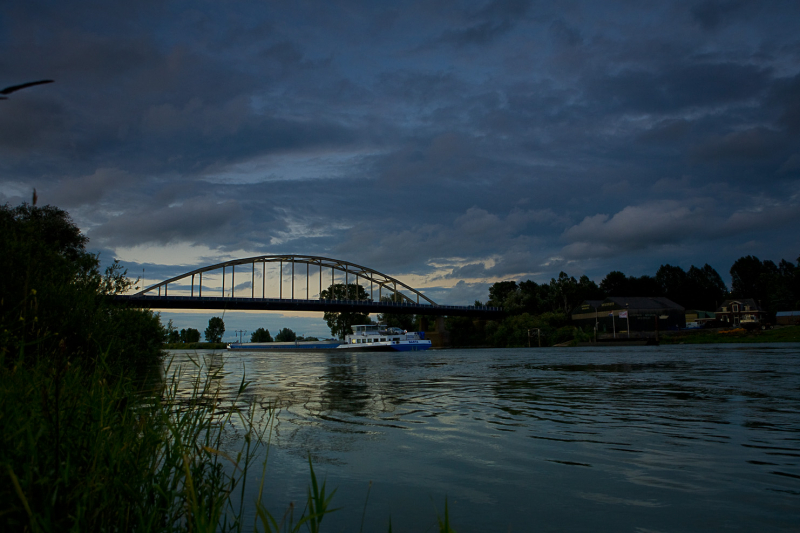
419,316 -> 450,349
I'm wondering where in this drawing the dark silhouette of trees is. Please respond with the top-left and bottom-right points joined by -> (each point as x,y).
275,328 -> 296,342
377,296 -> 416,330
320,283 -> 371,339
181,328 -> 201,343
656,263 -> 727,310
600,271 -> 660,297
730,255 -> 800,316
250,327 -> 272,342
204,317 -> 225,343
1,201 -> 164,366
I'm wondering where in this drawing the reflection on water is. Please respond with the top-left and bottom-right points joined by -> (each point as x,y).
166,344 -> 800,532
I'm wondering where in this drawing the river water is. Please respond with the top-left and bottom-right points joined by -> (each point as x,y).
166,344 -> 800,532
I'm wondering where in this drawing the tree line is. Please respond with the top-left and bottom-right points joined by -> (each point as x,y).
482,256 -> 800,318
446,254 -> 800,348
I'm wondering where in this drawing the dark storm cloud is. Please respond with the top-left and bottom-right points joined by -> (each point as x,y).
691,0 -> 748,30
588,62 -> 771,114
90,197 -> 246,247
3,0 -> 799,302
437,0 -> 533,46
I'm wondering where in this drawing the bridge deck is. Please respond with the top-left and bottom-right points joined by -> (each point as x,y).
114,295 -> 504,318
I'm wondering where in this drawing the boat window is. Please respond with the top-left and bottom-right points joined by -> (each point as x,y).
380,338 -> 385,342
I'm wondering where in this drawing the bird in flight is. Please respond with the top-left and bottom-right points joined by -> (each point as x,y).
0,79 -> 54,99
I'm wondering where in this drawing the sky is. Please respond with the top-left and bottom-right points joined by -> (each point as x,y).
2,0 -> 799,339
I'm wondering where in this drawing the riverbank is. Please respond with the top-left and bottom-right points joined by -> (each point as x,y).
660,325 -> 800,344
163,341 -> 227,350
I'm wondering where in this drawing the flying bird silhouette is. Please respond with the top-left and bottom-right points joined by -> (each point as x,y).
0,79 -> 54,100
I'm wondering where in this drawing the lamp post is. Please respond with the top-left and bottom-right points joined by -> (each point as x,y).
611,311 -> 616,338
626,303 -> 630,339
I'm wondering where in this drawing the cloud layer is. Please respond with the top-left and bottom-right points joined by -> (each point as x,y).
2,0 -> 799,308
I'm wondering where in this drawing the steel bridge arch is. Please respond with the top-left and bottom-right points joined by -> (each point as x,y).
136,254 -> 438,306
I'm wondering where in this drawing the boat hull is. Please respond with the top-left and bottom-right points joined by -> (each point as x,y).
337,340 -> 432,352
227,341 -> 343,351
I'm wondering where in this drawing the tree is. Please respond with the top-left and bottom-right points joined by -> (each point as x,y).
180,328 -> 201,343
204,317 -> 225,343
600,271 -> 660,297
0,201 -> 164,367
730,255 -> 800,316
377,295 -> 416,330
320,283 -> 371,339
656,264 -> 688,302
488,281 -> 518,307
686,264 -> 728,310
730,255 -> 771,300
600,271 -> 628,296
275,328 -> 296,342
250,327 -> 273,342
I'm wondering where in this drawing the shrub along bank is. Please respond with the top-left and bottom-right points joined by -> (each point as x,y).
0,202 -> 275,531
660,325 -> 800,344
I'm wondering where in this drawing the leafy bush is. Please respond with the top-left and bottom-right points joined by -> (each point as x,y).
0,202 -> 163,369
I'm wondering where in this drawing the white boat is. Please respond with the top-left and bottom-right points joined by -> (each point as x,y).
338,324 -> 432,352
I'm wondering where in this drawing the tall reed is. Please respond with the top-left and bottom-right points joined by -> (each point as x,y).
1,348 -> 456,532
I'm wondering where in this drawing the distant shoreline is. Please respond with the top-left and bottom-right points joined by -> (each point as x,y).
660,325 -> 800,344
163,342 -> 227,350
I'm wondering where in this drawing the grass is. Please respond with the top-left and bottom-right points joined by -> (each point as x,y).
1,348 -> 458,532
661,325 -> 800,344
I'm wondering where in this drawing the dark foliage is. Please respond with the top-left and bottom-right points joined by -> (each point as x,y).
320,283 -> 371,339
377,295 -> 416,331
730,255 -> 800,316
655,263 -> 727,310
275,328 -> 296,342
204,316 -> 225,343
0,202 -> 163,368
600,271 -> 660,297
250,327 -> 272,342
180,327 -> 201,343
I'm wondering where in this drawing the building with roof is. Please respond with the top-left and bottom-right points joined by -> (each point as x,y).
571,297 -> 685,335
715,299 -> 764,327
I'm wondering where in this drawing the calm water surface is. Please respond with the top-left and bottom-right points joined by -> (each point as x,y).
166,344 -> 800,532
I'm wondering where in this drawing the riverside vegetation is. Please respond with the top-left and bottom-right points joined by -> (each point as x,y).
0,201 -> 456,532
445,255 -> 800,347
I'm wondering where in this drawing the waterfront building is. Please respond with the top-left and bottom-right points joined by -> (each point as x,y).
715,299 -> 764,327
571,297 -> 685,334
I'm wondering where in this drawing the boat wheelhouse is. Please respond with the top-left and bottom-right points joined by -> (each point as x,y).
339,324 -> 432,352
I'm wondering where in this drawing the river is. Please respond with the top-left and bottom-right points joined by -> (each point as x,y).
165,344 -> 800,532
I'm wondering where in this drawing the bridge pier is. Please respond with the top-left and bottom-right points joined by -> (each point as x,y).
419,315 -> 450,348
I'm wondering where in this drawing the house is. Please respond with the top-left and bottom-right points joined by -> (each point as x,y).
571,297 -> 685,334
715,299 -> 764,327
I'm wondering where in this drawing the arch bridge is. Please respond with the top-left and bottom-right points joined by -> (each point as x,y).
114,254 -> 502,318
